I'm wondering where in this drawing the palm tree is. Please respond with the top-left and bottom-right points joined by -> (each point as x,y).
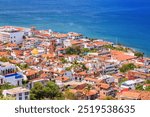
84,84 -> 92,100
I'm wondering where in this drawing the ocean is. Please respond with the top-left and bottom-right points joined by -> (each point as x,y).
0,0 -> 150,56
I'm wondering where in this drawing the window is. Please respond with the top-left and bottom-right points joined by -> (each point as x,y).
79,78 -> 82,81
19,93 -> 22,96
0,79 -> 3,84
17,81 -> 20,86
25,96 -> 28,100
19,97 -> 22,100
25,92 -> 29,95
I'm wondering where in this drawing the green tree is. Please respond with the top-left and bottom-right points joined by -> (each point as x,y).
30,82 -> 45,100
22,79 -> 29,87
81,63 -> 88,70
0,57 -> 10,62
104,45 -> 128,52
84,84 -> 92,96
81,48 -> 90,53
145,86 -> 150,91
0,96 -> 15,100
17,63 -> 29,70
119,78 -> 128,86
145,80 -> 150,84
135,84 -> 144,91
0,83 -> 16,96
43,81 -> 63,100
134,52 -> 144,58
60,58 -> 68,64
66,46 -> 81,55
65,67 -> 72,71
64,90 -> 77,100
30,81 -> 64,100
120,63 -> 136,73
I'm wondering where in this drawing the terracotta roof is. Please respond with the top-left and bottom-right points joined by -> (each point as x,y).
98,83 -> 110,90
94,41 -> 109,46
84,77 -> 102,83
40,73 -> 48,78
42,53 -> 55,58
6,43 -> 17,47
0,51 -> 10,56
111,50 -> 136,61
119,90 -> 150,100
86,90 -> 98,96
13,50 -> 23,56
54,33 -> 68,38
140,91 -> 150,100
76,71 -> 88,76
118,90 -> 141,99
71,40 -> 83,45
25,69 -> 39,76
56,76 -> 70,82
75,83 -> 87,90
9,60 -> 20,64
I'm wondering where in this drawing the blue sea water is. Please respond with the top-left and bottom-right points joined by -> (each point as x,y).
0,0 -> 150,56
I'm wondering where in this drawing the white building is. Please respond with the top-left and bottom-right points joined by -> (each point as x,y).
0,62 -> 24,86
121,79 -> 145,90
98,75 -> 115,84
102,62 -> 118,75
2,87 -> 30,100
0,26 -> 26,44
0,62 -> 16,75
63,39 -> 72,48
0,72 -> 24,86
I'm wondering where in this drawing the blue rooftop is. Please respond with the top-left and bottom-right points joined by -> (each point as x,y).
5,73 -> 23,79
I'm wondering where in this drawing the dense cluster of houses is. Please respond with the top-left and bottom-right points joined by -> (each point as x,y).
0,26 -> 150,100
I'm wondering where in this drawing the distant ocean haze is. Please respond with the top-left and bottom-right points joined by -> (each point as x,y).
0,0 -> 150,56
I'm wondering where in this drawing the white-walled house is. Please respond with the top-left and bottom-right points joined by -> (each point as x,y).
0,72 -> 24,86
102,62 -> 118,75
27,78 -> 49,89
63,39 -> 72,47
120,79 -> 145,90
2,87 -> 30,100
64,71 -> 73,79
65,55 -> 83,62
0,62 -> 17,75
0,62 -> 24,86
0,26 -> 32,44
98,75 -> 115,84
67,32 -> 83,39
0,28 -> 24,44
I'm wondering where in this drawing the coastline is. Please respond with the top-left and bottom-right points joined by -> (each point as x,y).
35,26 -> 149,57
46,28 -> 148,58
0,25 -> 150,101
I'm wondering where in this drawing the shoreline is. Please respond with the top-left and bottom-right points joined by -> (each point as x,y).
41,27 -> 150,58
0,24 -> 148,58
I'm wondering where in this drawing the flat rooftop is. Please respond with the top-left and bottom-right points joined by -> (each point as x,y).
3,87 -> 30,94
